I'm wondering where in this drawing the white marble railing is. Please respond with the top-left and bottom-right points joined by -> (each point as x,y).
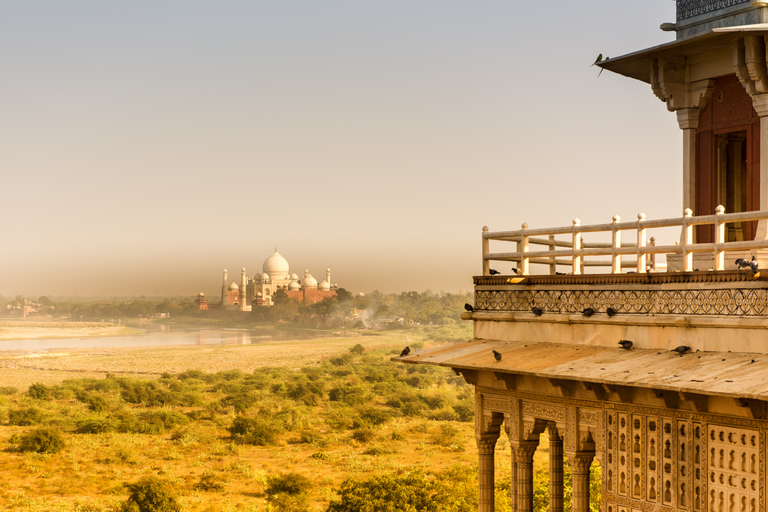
482,206 -> 768,275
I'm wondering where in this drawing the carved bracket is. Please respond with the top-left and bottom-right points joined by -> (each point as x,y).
651,57 -> 714,114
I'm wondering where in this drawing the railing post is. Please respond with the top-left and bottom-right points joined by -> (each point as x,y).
548,234 -> 556,275
611,215 -> 621,274
649,237 -> 656,271
482,226 -> 490,276
682,208 -> 693,271
636,213 -> 647,273
520,223 -> 530,276
714,205 -> 725,270
572,218 -> 582,275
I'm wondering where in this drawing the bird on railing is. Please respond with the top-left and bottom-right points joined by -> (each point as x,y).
582,308 -> 595,317
511,267 -> 520,275
606,307 -> 617,317
492,350 -> 502,362
400,346 -> 411,357
618,339 -> 633,350
489,269 -> 501,275
736,256 -> 758,273
532,307 -> 543,316
671,345 -> 691,356
464,303 -> 474,312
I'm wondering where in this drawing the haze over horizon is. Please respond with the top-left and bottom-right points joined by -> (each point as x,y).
2,1 -> 683,298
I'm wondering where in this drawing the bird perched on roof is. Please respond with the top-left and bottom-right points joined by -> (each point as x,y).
618,339 -> 633,350
492,350 -> 502,361
592,54 -> 603,66
582,307 -> 595,317
400,346 -> 411,357
736,256 -> 759,273
671,345 -> 691,356
464,303 -> 474,312
606,307 -> 617,317
489,269 -> 501,275
532,307 -> 543,316
511,267 -> 520,275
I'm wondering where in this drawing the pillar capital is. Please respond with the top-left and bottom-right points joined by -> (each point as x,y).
651,57 -> 714,115
476,434 -> 499,453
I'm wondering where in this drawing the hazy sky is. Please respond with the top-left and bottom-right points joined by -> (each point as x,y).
2,1 -> 684,298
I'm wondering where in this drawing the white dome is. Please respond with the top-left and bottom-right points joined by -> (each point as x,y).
256,292 -> 263,297
228,282 -> 239,291
290,273 -> 299,280
288,280 -> 301,291
263,251 -> 289,281
303,273 -> 318,288
318,280 -> 331,291
261,273 -> 270,282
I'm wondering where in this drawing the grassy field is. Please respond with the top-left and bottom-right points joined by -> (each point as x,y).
0,326 -> 598,512
0,328 -> 494,511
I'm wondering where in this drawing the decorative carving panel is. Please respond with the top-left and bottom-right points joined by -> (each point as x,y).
475,288 -> 768,316
706,425 -> 760,512
677,0 -> 750,22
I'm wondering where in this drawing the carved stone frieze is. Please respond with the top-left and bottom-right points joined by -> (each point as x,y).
475,287 -> 768,316
522,401 -> 566,422
483,396 -> 509,413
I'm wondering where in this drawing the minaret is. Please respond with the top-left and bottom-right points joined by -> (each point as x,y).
221,269 -> 228,305
326,268 -> 331,286
240,267 -> 248,311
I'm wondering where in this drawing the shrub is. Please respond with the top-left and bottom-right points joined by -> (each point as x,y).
328,385 -> 367,406
18,427 -> 65,454
194,471 -> 226,492
28,382 -> 53,400
0,386 -> 18,395
348,344 -> 365,355
8,406 -> 45,426
228,416 -> 283,446
351,428 -> 375,443
266,472 -> 311,512
121,477 -> 181,512
77,417 -> 118,434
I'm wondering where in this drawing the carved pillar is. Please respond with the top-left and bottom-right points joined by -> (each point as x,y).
548,426 -> 564,512
734,37 -> 768,240
477,434 -> 499,512
513,442 -> 538,512
652,57 -> 714,220
678,108 -> 700,217
569,452 -> 595,512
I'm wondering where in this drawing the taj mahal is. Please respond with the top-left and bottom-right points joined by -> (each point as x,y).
212,251 -> 338,311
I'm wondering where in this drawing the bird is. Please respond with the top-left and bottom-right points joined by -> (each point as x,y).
736,257 -> 758,273
582,307 -> 595,317
618,339 -> 633,350
606,307 -> 617,317
671,345 -> 691,356
400,346 -> 411,357
492,350 -> 502,361
464,303 -> 474,312
511,267 -> 520,275
592,53 -> 603,66
489,269 -> 501,275
532,307 -> 543,316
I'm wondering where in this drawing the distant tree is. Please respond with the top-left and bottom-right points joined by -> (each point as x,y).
121,477 -> 181,512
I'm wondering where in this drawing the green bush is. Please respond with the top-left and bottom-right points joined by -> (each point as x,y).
121,477 -> 181,512
28,382 -> 53,400
18,427 -> 65,454
351,427 -> 376,443
228,415 -> 283,446
77,416 -> 118,434
8,406 -> 46,426
326,469 -> 476,512
348,344 -> 365,355
0,386 -> 18,395
266,472 -> 311,511
194,471 -> 226,492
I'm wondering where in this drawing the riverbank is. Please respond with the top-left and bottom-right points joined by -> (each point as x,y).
0,321 -> 139,340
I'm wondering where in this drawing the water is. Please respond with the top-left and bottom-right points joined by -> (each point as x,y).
0,327 -> 322,352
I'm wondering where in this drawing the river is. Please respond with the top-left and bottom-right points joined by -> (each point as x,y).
0,326 -> 323,352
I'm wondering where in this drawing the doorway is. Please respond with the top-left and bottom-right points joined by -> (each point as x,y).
716,130 -> 747,242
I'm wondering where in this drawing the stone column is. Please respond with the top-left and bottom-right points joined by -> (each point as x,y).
509,448 -> 517,512
514,442 -> 539,512
677,108 -> 700,219
549,427 -> 564,512
477,434 -> 499,512
570,452 -> 595,512
752,95 -> 768,240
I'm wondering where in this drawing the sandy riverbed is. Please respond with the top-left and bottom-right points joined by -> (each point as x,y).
0,321 -> 133,340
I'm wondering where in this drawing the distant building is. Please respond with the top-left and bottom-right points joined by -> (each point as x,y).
219,251 -> 338,310
195,292 -> 208,310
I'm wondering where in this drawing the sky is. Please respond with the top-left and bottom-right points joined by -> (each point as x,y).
1,1 -> 684,298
